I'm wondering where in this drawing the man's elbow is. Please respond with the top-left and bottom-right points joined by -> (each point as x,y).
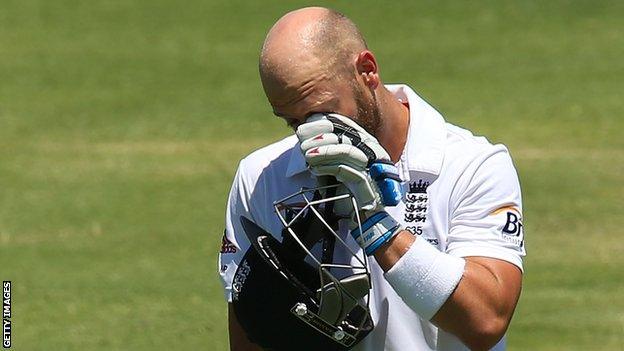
461,316 -> 509,351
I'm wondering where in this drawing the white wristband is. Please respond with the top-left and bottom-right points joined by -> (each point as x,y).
383,237 -> 465,320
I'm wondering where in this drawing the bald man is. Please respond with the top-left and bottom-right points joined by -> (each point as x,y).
219,7 -> 525,351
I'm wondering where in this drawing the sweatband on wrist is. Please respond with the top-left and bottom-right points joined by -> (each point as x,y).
383,237 -> 466,320
351,211 -> 402,256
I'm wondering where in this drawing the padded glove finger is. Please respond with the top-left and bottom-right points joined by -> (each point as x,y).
324,114 -> 391,163
299,133 -> 355,153
297,113 -> 391,164
304,144 -> 368,170
295,115 -> 334,141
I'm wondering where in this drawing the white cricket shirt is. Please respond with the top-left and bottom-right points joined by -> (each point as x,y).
218,84 -> 525,350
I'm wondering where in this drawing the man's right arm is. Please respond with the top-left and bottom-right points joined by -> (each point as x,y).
228,303 -> 263,351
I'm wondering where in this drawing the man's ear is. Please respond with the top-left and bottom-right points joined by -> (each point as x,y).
355,50 -> 380,90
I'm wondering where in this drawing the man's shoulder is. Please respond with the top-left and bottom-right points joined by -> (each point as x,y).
444,123 -> 491,148
442,122 -> 514,172
237,134 -> 299,180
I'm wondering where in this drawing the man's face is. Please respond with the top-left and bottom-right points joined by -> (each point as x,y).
350,78 -> 381,136
261,65 -> 380,134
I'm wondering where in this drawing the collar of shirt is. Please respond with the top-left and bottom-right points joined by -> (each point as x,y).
285,84 -> 447,179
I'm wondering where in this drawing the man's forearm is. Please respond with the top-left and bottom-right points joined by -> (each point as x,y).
374,229 -> 415,270
374,231 -> 522,350
431,257 -> 522,350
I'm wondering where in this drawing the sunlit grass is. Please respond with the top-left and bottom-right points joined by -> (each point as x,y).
0,0 -> 622,349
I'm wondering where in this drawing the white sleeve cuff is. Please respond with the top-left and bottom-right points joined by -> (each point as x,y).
448,246 -> 524,273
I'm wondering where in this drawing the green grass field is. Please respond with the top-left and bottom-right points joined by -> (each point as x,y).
1,1 -> 623,350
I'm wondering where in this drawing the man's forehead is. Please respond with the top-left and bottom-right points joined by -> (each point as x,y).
261,57 -> 349,119
263,59 -> 326,89
268,71 -> 333,104
272,88 -> 338,118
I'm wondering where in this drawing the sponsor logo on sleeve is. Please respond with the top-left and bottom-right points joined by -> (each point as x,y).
492,206 -> 524,247
220,230 -> 238,254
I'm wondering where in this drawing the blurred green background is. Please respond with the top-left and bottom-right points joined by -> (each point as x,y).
1,0 -> 623,350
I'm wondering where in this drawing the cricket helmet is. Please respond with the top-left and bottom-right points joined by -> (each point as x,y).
231,183 -> 373,350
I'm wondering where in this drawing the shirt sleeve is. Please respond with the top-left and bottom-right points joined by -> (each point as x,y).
218,163 -> 254,302
446,146 -> 526,271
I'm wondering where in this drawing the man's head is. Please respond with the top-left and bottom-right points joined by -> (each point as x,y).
259,7 -> 383,134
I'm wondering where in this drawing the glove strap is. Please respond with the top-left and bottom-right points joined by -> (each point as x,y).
351,211 -> 403,256
369,161 -> 402,206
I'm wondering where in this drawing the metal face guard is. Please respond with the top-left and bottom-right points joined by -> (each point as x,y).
274,184 -> 373,345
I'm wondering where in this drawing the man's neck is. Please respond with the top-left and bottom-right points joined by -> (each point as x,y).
376,88 -> 410,163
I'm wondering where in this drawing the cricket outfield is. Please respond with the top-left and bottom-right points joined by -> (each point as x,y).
0,1 -> 622,349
